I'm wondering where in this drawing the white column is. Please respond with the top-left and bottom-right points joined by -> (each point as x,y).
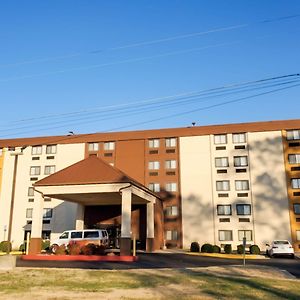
147,202 -> 155,239
75,204 -> 85,230
31,192 -> 44,238
121,188 -> 132,238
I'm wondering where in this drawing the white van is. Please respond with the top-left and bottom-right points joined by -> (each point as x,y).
50,229 -> 109,251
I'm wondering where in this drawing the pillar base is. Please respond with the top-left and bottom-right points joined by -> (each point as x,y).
120,238 -> 131,256
28,238 -> 42,254
146,238 -> 155,253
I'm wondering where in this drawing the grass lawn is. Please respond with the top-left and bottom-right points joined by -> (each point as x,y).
0,267 -> 299,299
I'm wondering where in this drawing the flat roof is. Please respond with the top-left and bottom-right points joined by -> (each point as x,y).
0,118 -> 300,148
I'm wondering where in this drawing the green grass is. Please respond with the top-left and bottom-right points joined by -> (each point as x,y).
0,268 -> 299,299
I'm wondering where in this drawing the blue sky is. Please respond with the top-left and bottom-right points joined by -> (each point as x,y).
0,1 -> 299,138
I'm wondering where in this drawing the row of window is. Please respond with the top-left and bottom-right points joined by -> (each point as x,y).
88,141 -> 115,152
217,204 -> 251,216
149,183 -> 177,192
26,208 -> 53,219
214,133 -> 246,145
31,145 -> 57,155
216,180 -> 250,191
148,160 -> 177,170
215,156 -> 248,168
30,165 -> 56,176
219,230 -> 253,241
287,130 -> 300,141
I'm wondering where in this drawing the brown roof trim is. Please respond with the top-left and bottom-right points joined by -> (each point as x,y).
1,118 -> 300,147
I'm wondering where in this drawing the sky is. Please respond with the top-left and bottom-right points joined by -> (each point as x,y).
0,0 -> 299,138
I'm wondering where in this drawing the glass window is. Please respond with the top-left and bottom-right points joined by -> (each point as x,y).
236,204 -> 251,215
26,208 -> 33,219
217,205 -> 231,215
214,134 -> 227,144
216,180 -> 230,191
43,208 -> 53,218
235,180 -> 249,191
215,157 -> 229,168
44,165 -> 56,175
165,183 -> 177,192
232,133 -> 246,144
218,230 -> 232,241
238,230 -> 253,241
291,178 -> 300,189
234,156 -> 248,167
149,139 -> 160,148
297,231 -> 300,241
71,231 -> 83,239
59,232 -> 69,239
165,230 -> 178,240
165,206 -> 178,216
104,141 -> 115,151
165,138 -> 176,148
84,231 -> 99,238
294,204 -> 300,215
287,130 -> 300,140
46,145 -> 57,154
288,154 -> 300,164
32,146 -> 42,155
148,161 -> 160,170
165,160 -> 176,169
88,142 -> 99,151
148,183 -> 160,192
28,187 -> 34,196
30,166 -> 41,176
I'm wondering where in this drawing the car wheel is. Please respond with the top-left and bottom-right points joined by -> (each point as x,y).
50,244 -> 59,253
290,254 -> 295,259
266,250 -> 269,257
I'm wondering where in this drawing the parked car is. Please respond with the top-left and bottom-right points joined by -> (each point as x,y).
50,229 -> 109,253
266,240 -> 294,258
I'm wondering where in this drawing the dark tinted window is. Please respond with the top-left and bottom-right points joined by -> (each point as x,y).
84,231 -> 99,238
71,231 -> 82,239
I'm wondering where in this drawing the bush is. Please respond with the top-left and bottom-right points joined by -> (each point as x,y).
212,245 -> 221,253
237,244 -> 245,254
224,244 -> 232,254
68,242 -> 81,255
190,242 -> 200,252
81,243 -> 97,255
42,240 -> 50,251
19,243 -> 26,253
250,244 -> 260,255
94,245 -> 107,255
201,243 -> 214,253
0,241 -> 12,253
54,244 -> 66,255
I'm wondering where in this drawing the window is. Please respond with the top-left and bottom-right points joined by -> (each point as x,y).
26,208 -> 33,219
291,178 -> 300,189
88,142 -> 99,151
238,230 -> 253,241
84,231 -> 99,238
59,232 -> 69,239
297,231 -> 300,241
236,204 -> 251,215
232,133 -> 246,144
217,205 -> 232,215
165,230 -> 178,240
30,166 -> 41,176
218,230 -> 232,241
165,160 -> 176,169
32,146 -> 42,155
165,138 -> 176,148
287,130 -> 300,140
28,187 -> 34,196
215,157 -> 229,168
149,139 -> 160,148
234,156 -> 248,167
148,183 -> 160,192
288,154 -> 300,164
235,180 -> 249,191
294,204 -> 300,215
104,141 -> 115,151
214,134 -> 227,144
165,206 -> 178,216
43,208 -> 53,219
216,180 -> 230,191
71,231 -> 82,239
165,183 -> 177,192
46,145 -> 57,154
148,161 -> 160,170
44,165 -> 56,175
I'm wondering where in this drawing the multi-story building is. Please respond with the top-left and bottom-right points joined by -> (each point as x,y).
0,119 -> 300,252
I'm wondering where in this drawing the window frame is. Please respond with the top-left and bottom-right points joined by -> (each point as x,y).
214,134 -> 227,145
88,142 -> 99,152
236,204 -> 251,215
165,159 -> 177,169
148,139 -> 160,148
238,230 -> 253,241
215,157 -> 229,168
234,156 -> 248,167
148,161 -> 160,170
232,133 -> 246,144
291,178 -> 300,189
30,166 -> 41,176
218,230 -> 233,241
165,138 -> 177,148
217,204 -> 232,216
104,141 -> 115,151
44,165 -> 56,175
293,203 -> 300,215
46,145 -> 57,154
165,206 -> 178,217
287,130 -> 300,141
165,182 -> 177,192
165,230 -> 178,240
235,180 -> 250,191
148,183 -> 160,192
26,208 -> 33,219
31,145 -> 42,155
43,208 -> 53,219
216,180 -> 230,191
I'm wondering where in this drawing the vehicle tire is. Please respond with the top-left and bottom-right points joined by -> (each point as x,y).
266,250 -> 269,257
290,254 -> 295,259
50,244 -> 59,254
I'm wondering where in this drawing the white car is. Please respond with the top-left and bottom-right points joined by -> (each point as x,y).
266,240 -> 294,258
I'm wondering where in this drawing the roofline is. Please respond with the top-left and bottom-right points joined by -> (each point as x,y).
1,118 -> 300,147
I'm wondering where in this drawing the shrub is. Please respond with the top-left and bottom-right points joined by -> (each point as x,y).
250,244 -> 260,255
201,243 -> 213,253
237,244 -> 245,254
212,245 -> 221,253
224,244 -> 232,254
190,242 -> 200,252
19,243 -> 26,253
81,243 -> 97,255
94,245 -> 107,256
0,241 -> 12,253
42,240 -> 50,251
68,242 -> 81,255
54,244 -> 66,255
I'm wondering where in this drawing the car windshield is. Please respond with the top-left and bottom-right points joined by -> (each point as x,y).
274,241 -> 289,245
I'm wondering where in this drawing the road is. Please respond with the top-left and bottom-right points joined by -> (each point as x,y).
16,252 -> 300,278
